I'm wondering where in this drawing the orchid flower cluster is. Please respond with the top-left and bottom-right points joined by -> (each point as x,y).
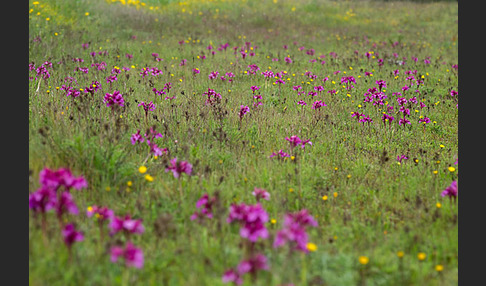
29,167 -> 144,268
227,203 -> 269,242
139,66 -> 163,78
87,205 -> 144,268
252,188 -> 270,202
340,76 -> 357,90
87,206 -> 144,268
107,213 -> 145,268
269,149 -> 291,160
86,205 -> 114,240
214,192 -> 317,285
238,105 -> 250,120
223,202 -> 270,285
32,61 -> 52,81
273,209 -> 318,253
29,168 -> 87,251
29,167 -> 87,223
396,154 -> 409,164
190,193 -> 219,222
203,88 -> 223,106
131,126 -> 168,157
152,82 -> 173,99
84,80 -> 102,96
138,101 -> 156,118
441,181 -> 458,203
354,78 -> 435,129
91,61 -> 107,71
151,52 -> 164,62
222,254 -> 269,285
351,111 -> 373,125
220,71 -> 235,83
103,90 -> 125,109
62,85 -> 81,98
246,64 -> 260,75
75,66 -> 90,75
165,157 -> 193,179
311,100 -> 326,110
270,135 -> 313,160
234,41 -> 258,59
110,241 -> 145,269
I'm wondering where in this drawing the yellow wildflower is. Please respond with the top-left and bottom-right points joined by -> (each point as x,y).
359,256 -> 369,265
307,243 -> 317,252
417,252 -> 426,261
144,174 -> 154,182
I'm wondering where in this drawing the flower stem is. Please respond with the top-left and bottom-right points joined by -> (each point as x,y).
178,178 -> 183,200
35,78 -> 42,93
41,213 -> 48,245
300,252 -> 307,285
99,221 -> 105,244
121,268 -> 130,286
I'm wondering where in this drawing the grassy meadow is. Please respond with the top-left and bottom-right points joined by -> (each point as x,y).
29,0 -> 458,285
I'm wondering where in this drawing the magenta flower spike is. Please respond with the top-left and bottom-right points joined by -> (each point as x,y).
273,209 -> 317,253
103,90 -> 125,109
359,116 -> 373,125
285,135 -> 312,151
419,117 -> 431,124
62,223 -> 84,248
138,101 -> 155,112
190,193 -> 219,222
239,105 -> 250,120
237,253 -> 269,275
398,117 -> 411,125
110,241 -> 144,269
269,150 -> 291,160
204,88 -> 222,105
84,80 -> 102,96
138,101 -> 156,120
441,181 -> 458,202
222,269 -> 243,285
223,254 -> 269,285
55,191 -> 79,222
86,205 -> 114,221
252,188 -> 270,202
382,114 -> 395,126
375,80 -> 387,91
285,135 -> 302,149
106,74 -> 117,83
227,203 -> 269,242
396,155 -> 408,163
29,186 -> 57,214
109,215 -> 145,236
39,167 -> 88,192
314,85 -> 324,92
208,71 -> 219,80
131,130 -> 145,145
311,100 -> 326,109
165,157 -> 193,179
